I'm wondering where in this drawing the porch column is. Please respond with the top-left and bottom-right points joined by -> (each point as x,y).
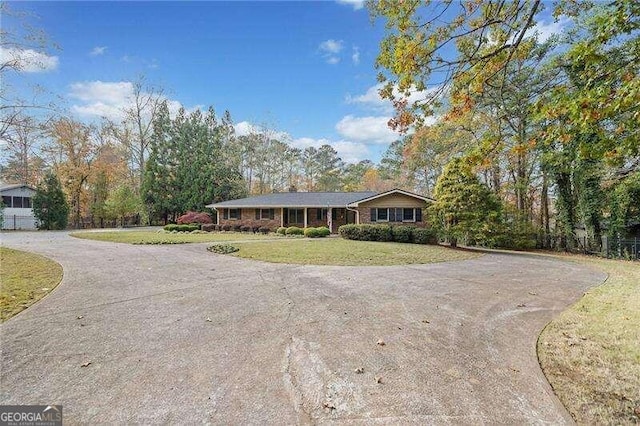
303,208 -> 308,228
327,207 -> 333,233
281,208 -> 284,228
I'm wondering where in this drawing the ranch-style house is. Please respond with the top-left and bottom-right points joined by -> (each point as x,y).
206,188 -> 434,234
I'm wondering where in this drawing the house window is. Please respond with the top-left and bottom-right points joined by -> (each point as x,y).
2,196 -> 12,207
256,208 -> 274,220
288,208 -> 304,224
403,208 -> 415,222
316,208 -> 327,221
23,197 -> 32,208
228,208 -> 240,220
12,196 -> 23,208
370,207 -> 422,223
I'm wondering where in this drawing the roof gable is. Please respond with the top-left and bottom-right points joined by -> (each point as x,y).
206,191 -> 377,208
347,188 -> 434,206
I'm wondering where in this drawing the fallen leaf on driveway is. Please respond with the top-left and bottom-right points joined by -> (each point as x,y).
355,367 -> 364,374
374,376 -> 383,383
376,339 -> 385,346
206,317 -> 212,322
81,362 -> 91,367
421,319 -> 430,324
528,291 -> 538,296
76,315 -> 83,319
516,304 -> 526,308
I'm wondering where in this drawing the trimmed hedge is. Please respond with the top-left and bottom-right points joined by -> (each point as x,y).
285,226 -> 304,235
392,225 -> 414,243
339,224 -> 437,245
164,224 -> 199,232
304,226 -> 331,238
338,224 -> 392,242
276,227 -> 287,235
201,223 -> 216,232
412,228 -> 437,245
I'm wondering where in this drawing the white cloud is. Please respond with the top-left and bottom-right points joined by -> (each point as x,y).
292,136 -> 369,163
0,47 -> 58,73
530,17 -> 571,42
69,80 -> 196,121
346,82 -> 444,114
352,46 -> 360,65
336,0 -> 365,10
319,39 -> 344,65
335,115 -> 401,145
233,121 -> 290,141
90,46 -> 107,56
319,39 -> 343,54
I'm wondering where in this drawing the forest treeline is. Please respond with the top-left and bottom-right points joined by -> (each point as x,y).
1,1 -> 638,253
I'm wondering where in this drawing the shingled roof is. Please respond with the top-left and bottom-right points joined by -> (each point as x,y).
206,191 -> 377,209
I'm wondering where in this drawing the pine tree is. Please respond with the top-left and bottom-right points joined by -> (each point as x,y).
430,157 -> 502,247
32,172 -> 69,230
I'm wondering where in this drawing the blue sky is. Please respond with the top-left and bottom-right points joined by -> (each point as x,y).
4,1 -> 566,163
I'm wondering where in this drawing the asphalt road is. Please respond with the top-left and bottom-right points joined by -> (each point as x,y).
0,231 -> 606,424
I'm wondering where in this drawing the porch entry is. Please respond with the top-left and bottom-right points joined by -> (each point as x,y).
281,207 -> 356,233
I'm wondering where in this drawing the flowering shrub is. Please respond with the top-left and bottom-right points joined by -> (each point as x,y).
177,211 -> 212,224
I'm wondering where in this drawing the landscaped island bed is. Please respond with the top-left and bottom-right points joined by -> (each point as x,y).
538,256 -> 640,424
0,247 -> 63,321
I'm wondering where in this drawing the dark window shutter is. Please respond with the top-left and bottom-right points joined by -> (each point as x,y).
416,208 -> 422,222
255,209 -> 260,220
370,208 -> 377,222
223,209 -> 228,220
389,208 -> 396,222
316,209 -> 321,221
269,209 -> 275,220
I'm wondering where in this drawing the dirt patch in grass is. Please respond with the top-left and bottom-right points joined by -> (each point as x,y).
0,247 -> 63,321
71,230 -> 274,244
538,256 -> 640,424
230,238 -> 479,266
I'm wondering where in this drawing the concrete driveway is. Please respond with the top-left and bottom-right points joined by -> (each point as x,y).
0,231 -> 605,424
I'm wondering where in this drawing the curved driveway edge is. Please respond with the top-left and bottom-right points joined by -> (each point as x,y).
0,232 -> 606,424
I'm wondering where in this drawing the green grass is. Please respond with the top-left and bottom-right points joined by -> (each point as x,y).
71,230 -> 275,244
229,238 -> 479,266
538,256 -> 640,424
0,247 -> 63,321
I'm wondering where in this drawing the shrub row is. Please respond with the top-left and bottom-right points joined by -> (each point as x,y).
304,227 -> 331,238
198,224 -> 273,233
338,224 -> 437,245
164,224 -> 199,232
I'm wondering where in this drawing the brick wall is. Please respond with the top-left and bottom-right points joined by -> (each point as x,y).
218,208 -> 282,230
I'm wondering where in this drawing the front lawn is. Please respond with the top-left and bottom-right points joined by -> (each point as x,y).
0,247 -> 63,321
538,256 -> 640,424
229,238 -> 479,266
71,230 -> 275,244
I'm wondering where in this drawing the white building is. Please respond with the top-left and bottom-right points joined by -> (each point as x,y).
1,184 -> 38,230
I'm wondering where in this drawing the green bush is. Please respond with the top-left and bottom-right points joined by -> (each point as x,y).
276,227 -> 287,235
392,226 -> 414,243
207,244 -> 239,254
163,224 -> 199,232
285,226 -> 304,235
317,226 -> 331,237
338,224 -> 392,241
413,228 -> 438,245
304,227 -> 319,238
338,224 -> 360,240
